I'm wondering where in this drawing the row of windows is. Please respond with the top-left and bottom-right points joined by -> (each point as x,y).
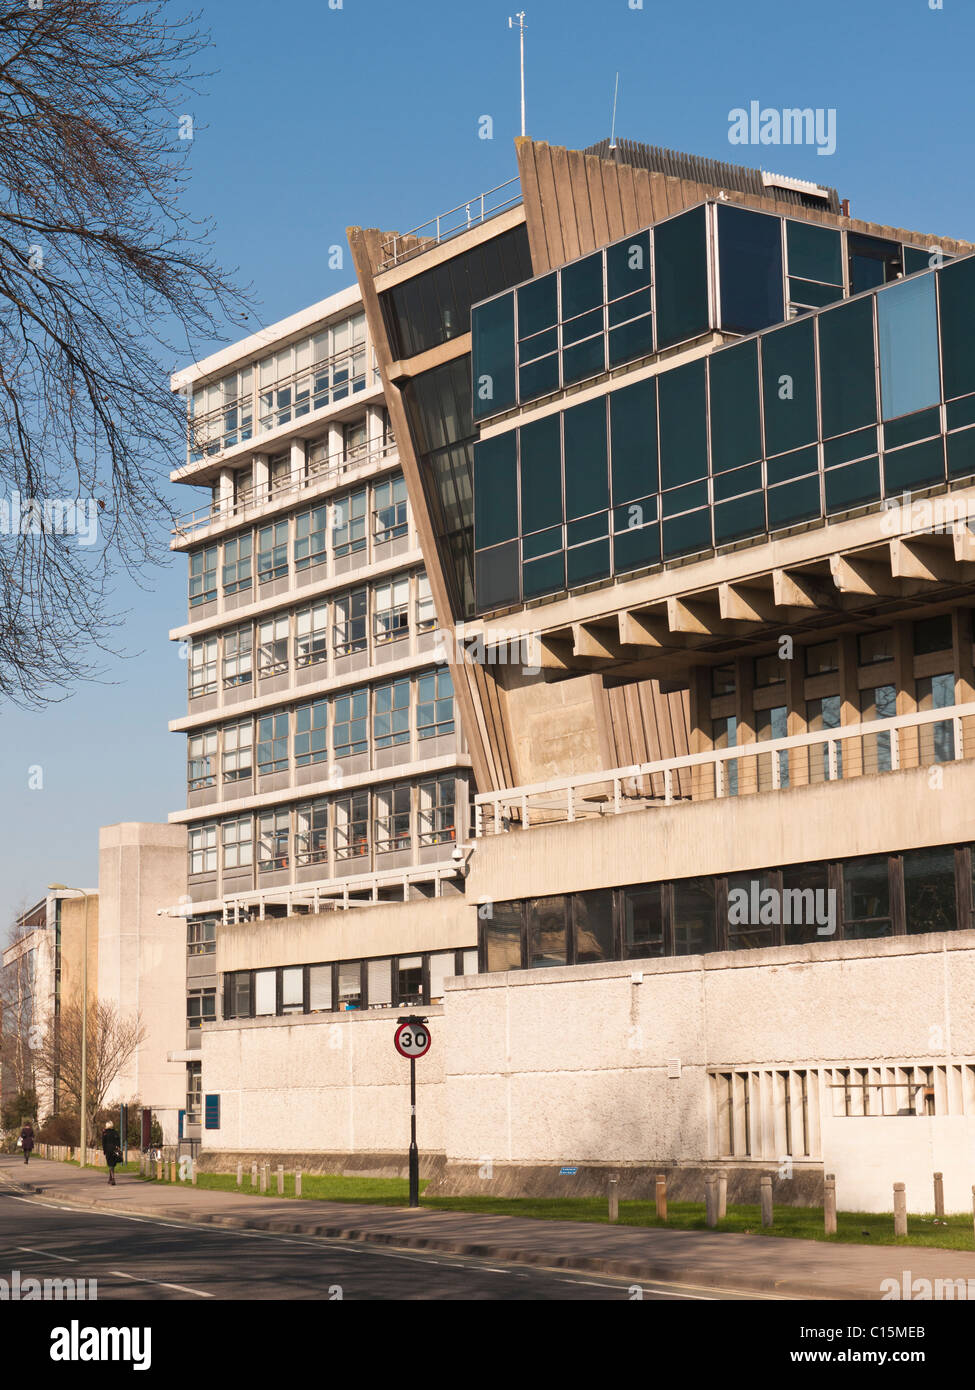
472,254 -> 975,612
189,312 -> 368,459
188,774 -> 461,875
223,947 -> 478,1019
208,415 -> 391,512
481,843 -> 975,971
188,474 -> 410,607
471,201 -> 948,421
188,573 -> 434,698
187,669 -> 455,788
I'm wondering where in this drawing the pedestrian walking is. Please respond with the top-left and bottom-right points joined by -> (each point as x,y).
102,1121 -> 122,1186
19,1122 -> 34,1165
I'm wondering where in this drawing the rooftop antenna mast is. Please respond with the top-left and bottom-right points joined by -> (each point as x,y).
509,11 -> 527,137
609,72 -> 620,158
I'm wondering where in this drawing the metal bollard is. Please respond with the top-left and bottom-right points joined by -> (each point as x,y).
717,1170 -> 728,1221
296,1170 -> 302,1199
705,1173 -> 718,1228
934,1171 -> 944,1219
277,1164 -> 284,1196
236,1162 -> 243,1188
893,1182 -> 907,1237
607,1177 -> 619,1223
655,1174 -> 667,1221
760,1175 -> 773,1228
824,1172 -> 837,1235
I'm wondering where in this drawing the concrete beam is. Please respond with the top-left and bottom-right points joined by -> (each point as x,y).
718,583 -> 779,624
618,610 -> 682,649
830,552 -> 902,597
889,538 -> 959,584
772,568 -> 841,610
667,596 -> 735,637
572,623 -> 624,661
952,526 -> 975,564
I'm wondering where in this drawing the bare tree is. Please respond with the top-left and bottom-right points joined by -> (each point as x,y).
0,0 -> 246,704
34,1000 -> 146,1129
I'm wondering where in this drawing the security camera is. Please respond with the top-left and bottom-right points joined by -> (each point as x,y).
451,845 -> 464,862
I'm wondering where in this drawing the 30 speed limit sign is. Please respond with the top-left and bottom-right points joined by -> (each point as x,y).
394,1021 -> 431,1058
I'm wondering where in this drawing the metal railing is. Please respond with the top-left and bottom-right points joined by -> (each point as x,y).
379,178 -> 522,269
171,439 -> 399,541
474,701 -> 975,835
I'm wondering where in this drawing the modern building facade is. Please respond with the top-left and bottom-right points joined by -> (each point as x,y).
184,136 -> 975,1211
169,287 -> 477,1143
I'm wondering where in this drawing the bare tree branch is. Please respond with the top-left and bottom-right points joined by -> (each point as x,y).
0,0 -> 247,704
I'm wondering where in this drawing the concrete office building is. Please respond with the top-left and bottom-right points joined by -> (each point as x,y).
186,137 -> 975,1211
1,824 -> 186,1137
169,287 -> 478,1144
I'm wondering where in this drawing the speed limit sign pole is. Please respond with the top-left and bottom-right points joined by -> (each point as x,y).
394,1015 -> 431,1207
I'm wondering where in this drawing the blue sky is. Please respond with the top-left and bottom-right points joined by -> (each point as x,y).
1,0 -> 971,924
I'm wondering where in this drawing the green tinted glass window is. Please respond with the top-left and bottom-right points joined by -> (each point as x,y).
761,317 -> 817,456
659,358 -> 707,489
560,253 -> 603,319
824,457 -> 880,513
877,275 -> 940,421
767,475 -> 821,529
475,541 -> 520,609
562,335 -> 605,386
473,431 -> 518,549
519,414 -> 563,535
940,257 -> 975,401
713,492 -> 766,545
610,378 -> 658,504
472,293 -> 515,420
709,340 -> 761,473
517,274 -> 557,338
607,231 -> 651,300
519,354 -> 559,400
608,316 -> 654,366
523,552 -> 564,598
654,205 -> 709,348
883,438 -> 945,494
566,538 -> 610,587
818,297 -> 877,439
717,205 -> 784,334
662,508 -> 711,558
786,220 -> 843,285
563,398 -> 608,519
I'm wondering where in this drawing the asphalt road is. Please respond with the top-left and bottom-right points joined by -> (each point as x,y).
0,1185 -> 756,1301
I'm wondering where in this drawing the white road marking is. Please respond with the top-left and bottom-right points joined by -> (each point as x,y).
110,1270 -> 213,1298
16,1246 -> 76,1263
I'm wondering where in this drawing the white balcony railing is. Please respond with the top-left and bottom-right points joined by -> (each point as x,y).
379,178 -> 521,270
474,701 -> 975,836
171,439 -> 398,542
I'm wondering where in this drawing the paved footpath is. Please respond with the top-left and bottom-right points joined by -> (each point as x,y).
4,1155 -> 975,1300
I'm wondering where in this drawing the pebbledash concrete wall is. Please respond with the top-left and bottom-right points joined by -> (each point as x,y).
200,928 -> 975,1212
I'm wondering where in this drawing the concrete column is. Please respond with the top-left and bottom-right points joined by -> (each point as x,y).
328,422 -> 343,467
838,633 -> 862,779
760,1175 -> 773,1227
717,1171 -> 728,1220
824,1173 -> 837,1235
366,404 -> 385,451
893,1182 -> 907,1236
893,621 -> 918,769
290,438 -> 306,487
252,453 -> 269,501
704,1174 -> 718,1227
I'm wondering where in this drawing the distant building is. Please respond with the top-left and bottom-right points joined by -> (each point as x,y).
1,825 -> 186,1139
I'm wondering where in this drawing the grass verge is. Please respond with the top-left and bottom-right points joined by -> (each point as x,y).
132,1169 -> 975,1250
